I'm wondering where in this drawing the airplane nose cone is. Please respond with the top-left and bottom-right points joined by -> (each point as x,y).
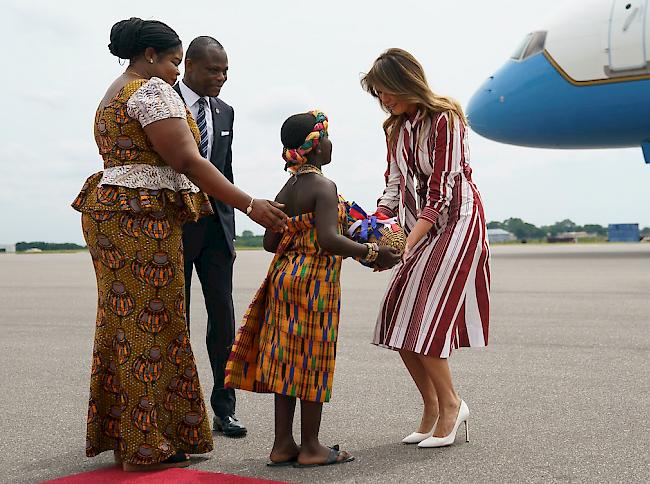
466,54 -> 581,148
467,76 -> 498,138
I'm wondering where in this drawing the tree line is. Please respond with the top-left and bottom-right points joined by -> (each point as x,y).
487,218 -> 650,241
16,242 -> 86,251
10,221 -> 650,251
235,230 -> 264,248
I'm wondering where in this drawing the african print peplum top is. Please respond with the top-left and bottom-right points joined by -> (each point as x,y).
225,202 -> 347,403
72,77 -> 213,223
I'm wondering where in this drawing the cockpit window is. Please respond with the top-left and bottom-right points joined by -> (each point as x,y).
523,31 -> 547,58
510,31 -> 547,61
511,33 -> 533,60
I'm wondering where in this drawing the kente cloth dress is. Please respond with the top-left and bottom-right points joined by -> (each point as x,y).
71,77 -> 214,464
225,202 -> 347,403
373,112 -> 491,358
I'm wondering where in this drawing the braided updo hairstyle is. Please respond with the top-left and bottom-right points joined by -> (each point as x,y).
280,111 -> 328,172
108,17 -> 181,60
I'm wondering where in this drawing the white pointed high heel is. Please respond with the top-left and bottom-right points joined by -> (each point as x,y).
401,418 -> 438,444
418,400 -> 469,448
402,430 -> 433,444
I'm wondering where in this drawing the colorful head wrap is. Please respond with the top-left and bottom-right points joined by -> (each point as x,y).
282,110 -> 328,172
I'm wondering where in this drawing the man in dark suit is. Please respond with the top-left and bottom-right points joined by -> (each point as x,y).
174,36 -> 246,437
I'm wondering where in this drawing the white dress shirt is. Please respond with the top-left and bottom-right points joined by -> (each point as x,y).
179,80 -> 213,158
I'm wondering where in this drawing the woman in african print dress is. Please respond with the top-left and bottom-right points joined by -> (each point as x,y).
72,18 -> 286,471
362,49 -> 490,449
225,111 -> 401,467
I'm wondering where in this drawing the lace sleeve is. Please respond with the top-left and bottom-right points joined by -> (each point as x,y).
126,77 -> 187,127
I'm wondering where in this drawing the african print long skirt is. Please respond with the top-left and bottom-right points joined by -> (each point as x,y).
82,210 -> 213,464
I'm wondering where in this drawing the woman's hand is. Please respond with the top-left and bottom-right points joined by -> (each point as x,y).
375,246 -> 402,270
402,218 -> 433,262
402,243 -> 411,263
249,199 -> 287,233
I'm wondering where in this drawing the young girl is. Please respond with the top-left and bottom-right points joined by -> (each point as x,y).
225,111 -> 400,467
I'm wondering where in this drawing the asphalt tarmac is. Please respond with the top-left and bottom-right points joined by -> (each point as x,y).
0,244 -> 648,483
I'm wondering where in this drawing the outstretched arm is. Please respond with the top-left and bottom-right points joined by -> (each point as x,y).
315,179 -> 401,268
407,113 -> 460,252
376,140 -> 400,218
144,118 -> 286,232
314,179 -> 367,259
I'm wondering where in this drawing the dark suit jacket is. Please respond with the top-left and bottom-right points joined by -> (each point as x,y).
173,83 -> 235,257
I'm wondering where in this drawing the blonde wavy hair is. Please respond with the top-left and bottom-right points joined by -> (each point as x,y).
361,48 -> 467,148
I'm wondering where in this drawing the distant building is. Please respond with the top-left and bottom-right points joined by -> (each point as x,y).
0,244 -> 16,253
547,234 -> 577,243
487,228 -> 516,243
558,231 -> 594,239
608,224 -> 640,242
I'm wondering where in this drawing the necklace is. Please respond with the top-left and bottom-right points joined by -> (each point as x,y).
294,164 -> 323,176
124,68 -> 147,79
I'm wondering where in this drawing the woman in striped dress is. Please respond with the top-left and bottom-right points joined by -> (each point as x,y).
362,49 -> 490,448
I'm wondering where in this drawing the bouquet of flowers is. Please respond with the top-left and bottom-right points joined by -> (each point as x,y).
344,200 -> 406,267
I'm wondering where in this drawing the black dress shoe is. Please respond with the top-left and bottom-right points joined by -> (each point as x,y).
213,415 -> 247,437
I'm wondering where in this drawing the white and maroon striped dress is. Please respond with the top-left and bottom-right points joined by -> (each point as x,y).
373,111 -> 490,358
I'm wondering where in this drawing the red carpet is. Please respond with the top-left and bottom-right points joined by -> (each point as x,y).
42,467 -> 289,484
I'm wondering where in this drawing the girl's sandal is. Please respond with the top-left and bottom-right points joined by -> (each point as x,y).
122,452 -> 191,472
293,445 -> 355,468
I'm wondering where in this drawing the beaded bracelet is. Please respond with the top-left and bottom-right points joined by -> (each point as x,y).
362,242 -> 379,264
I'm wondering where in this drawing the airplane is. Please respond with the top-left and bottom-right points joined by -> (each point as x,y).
466,0 -> 650,163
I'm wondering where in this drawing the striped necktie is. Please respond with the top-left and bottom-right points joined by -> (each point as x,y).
196,98 -> 209,158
